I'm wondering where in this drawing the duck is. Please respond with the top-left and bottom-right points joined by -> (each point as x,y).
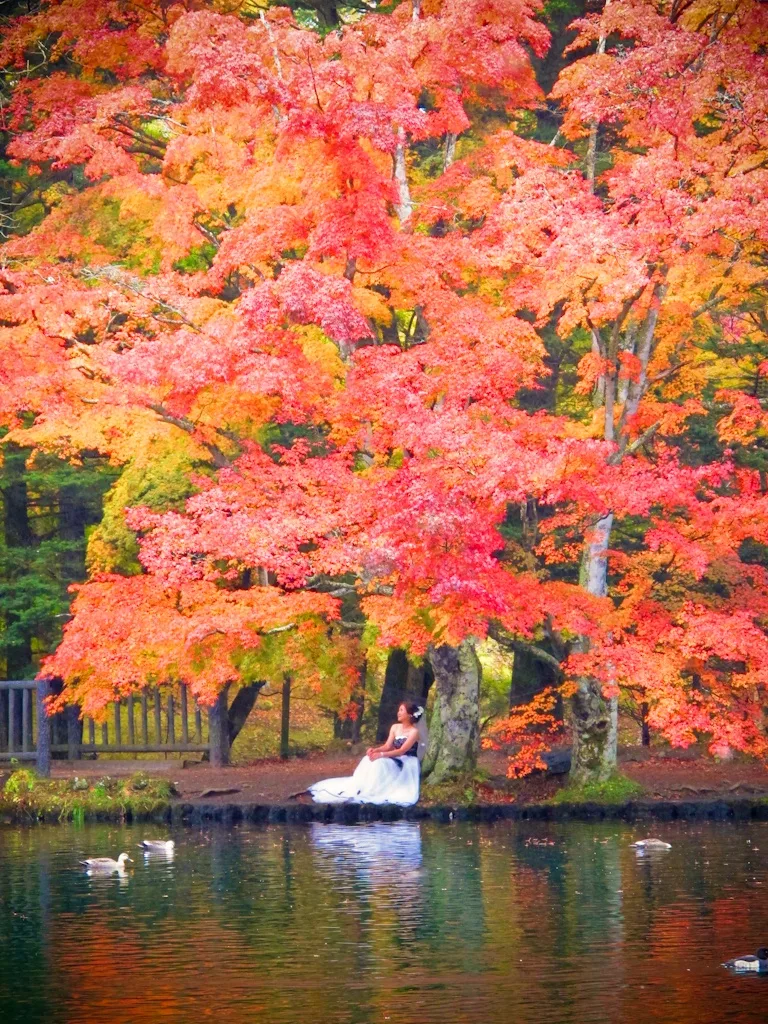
630,838 -> 672,850
722,948 -> 768,973
80,853 -> 133,873
137,839 -> 175,853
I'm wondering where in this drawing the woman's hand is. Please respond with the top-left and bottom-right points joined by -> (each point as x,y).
366,746 -> 376,758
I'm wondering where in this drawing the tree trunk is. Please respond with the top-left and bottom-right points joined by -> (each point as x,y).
377,649 -> 407,740
377,649 -> 433,741
423,640 -> 481,785
208,686 -> 231,767
336,662 -> 367,741
421,689 -> 442,777
568,513 -> 618,785
227,682 -> 264,748
640,702 -> 651,747
443,132 -> 457,170
58,481 -> 89,582
394,129 -> 413,224
311,0 -> 340,28
585,3 -> 608,189
350,663 -> 365,742
280,674 -> 291,759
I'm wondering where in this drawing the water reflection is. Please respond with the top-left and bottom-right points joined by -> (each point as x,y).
1,822 -> 768,1024
311,822 -> 423,886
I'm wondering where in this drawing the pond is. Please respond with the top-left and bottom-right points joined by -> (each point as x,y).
1,820 -> 767,1024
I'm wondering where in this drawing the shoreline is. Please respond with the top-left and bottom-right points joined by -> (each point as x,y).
4,795 -> 768,826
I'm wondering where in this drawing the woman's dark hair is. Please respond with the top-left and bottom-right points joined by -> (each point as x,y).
400,701 -> 424,722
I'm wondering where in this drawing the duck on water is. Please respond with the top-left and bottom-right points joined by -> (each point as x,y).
138,839 -> 175,854
79,853 -> 133,874
723,948 -> 768,973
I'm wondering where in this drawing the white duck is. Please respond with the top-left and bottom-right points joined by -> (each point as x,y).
80,853 -> 133,873
631,838 -> 672,850
138,839 -> 175,854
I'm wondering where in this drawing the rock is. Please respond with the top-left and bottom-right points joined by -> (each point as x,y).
538,749 -> 571,776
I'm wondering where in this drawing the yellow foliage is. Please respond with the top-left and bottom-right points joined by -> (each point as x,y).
351,286 -> 393,326
297,325 -> 347,382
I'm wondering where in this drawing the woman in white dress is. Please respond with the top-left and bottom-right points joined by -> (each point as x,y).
308,702 -> 427,806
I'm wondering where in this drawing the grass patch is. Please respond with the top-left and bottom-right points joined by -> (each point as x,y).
0,767 -> 174,822
231,718 -> 334,762
549,773 -> 645,805
420,770 -> 493,806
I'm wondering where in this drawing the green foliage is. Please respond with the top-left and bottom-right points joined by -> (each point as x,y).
173,242 -> 218,274
140,118 -> 174,143
477,638 -> 513,723
1,767 -> 174,821
92,200 -> 146,260
739,537 -> 768,567
0,446 -> 115,674
13,202 -> 46,235
258,420 -> 330,461
87,442 -> 203,574
3,766 -> 37,799
541,0 -> 581,29
550,774 -> 645,805
231,716 -> 333,760
516,325 -> 593,418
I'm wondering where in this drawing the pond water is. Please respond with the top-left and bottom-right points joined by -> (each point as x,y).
1,820 -> 767,1023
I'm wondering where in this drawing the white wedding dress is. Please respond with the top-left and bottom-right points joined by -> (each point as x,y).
309,735 -> 422,806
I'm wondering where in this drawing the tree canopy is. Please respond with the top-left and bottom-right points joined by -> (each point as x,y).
1,0 -> 767,781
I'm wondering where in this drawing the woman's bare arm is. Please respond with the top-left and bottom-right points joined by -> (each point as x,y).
373,727 -> 418,759
367,725 -> 396,757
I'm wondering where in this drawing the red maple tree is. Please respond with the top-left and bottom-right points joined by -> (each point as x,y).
0,0 -> 766,783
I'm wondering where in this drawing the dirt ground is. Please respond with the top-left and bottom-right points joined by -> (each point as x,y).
47,746 -> 768,805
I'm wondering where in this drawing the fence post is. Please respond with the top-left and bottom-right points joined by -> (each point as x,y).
208,686 -> 230,767
36,679 -> 51,778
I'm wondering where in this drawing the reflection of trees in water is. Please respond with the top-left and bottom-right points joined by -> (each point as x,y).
417,825 -> 486,970
308,821 -> 487,1022
310,822 -> 426,962
615,824 -> 768,1023
0,842 -> 55,1023
3,822 -> 768,1024
559,827 -> 625,1024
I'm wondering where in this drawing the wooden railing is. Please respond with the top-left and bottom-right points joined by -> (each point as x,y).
1,681 -> 228,775
0,680 -> 40,764
66,687 -> 209,756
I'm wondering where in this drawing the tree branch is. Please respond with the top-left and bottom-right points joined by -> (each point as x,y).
148,403 -> 231,468
608,420 -> 660,465
488,625 -> 564,676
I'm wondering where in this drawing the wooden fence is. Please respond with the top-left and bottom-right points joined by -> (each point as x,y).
71,687 -> 209,755
0,680 -> 39,764
0,681 -> 228,775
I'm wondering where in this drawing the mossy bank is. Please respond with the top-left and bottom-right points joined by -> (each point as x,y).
4,767 -> 768,826
0,767 -> 175,823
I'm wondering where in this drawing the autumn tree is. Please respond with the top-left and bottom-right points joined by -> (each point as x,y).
1,0 -> 767,787
480,0 -> 768,779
